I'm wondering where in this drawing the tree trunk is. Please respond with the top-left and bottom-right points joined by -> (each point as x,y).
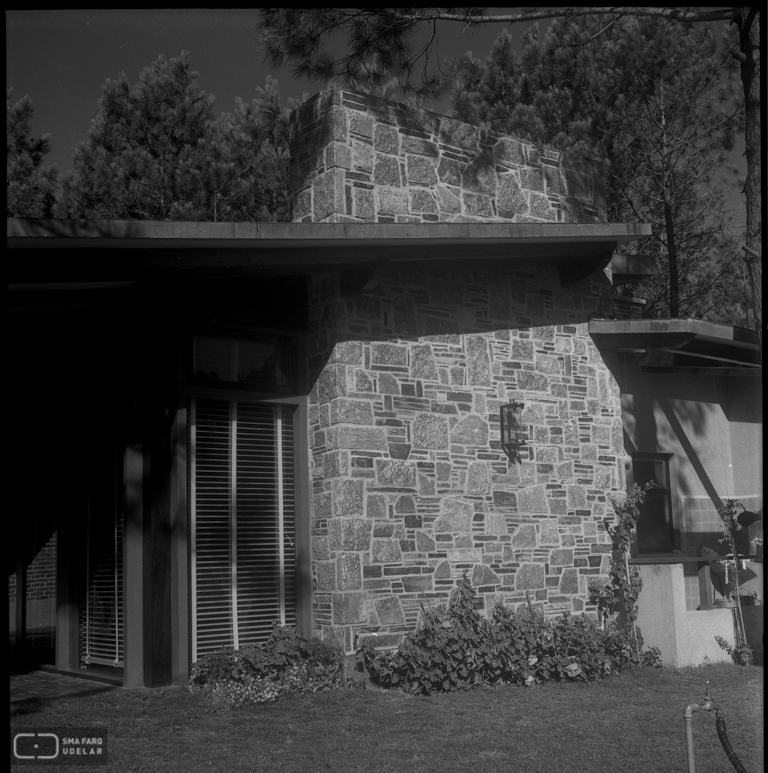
664,199 -> 679,317
735,8 -> 761,346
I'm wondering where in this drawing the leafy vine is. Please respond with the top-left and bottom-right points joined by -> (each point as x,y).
590,482 -> 655,661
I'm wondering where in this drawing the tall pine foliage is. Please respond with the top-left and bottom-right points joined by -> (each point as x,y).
453,17 -> 746,325
58,53 -> 297,222
7,90 -> 58,218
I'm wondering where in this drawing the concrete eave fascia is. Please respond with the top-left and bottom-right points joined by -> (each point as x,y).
7,218 -> 652,285
7,218 -> 651,252
589,318 -> 762,370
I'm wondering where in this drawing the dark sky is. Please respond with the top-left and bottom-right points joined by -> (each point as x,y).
6,9 -> 746,229
6,9 -> 508,173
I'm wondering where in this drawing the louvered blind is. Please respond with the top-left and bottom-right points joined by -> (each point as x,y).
191,398 -> 296,660
82,509 -> 124,667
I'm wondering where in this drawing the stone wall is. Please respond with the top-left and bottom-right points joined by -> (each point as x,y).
306,265 -> 624,651
292,89 -> 625,651
290,88 -> 607,225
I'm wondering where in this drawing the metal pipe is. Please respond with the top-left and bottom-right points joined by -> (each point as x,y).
683,682 -> 720,773
684,682 -> 750,773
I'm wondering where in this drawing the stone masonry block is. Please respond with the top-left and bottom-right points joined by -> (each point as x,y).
351,140 -> 374,173
438,157 -> 461,186
330,398 -> 374,426
337,552 -> 363,590
412,413 -> 449,449
462,192 -> 493,217
406,155 -> 439,185
317,364 -> 347,401
409,189 -> 438,214
497,174 -> 528,214
412,344 -> 438,379
373,155 -> 402,186
328,518 -> 372,551
375,459 -> 417,488
450,414 -> 489,446
372,539 -> 402,564
312,168 -> 346,221
330,340 -> 364,365
333,591 -> 367,625
375,596 -> 405,625
366,494 -> 387,519
436,186 -> 461,214
326,142 -> 352,170
550,548 -> 574,567
472,564 -> 501,586
316,560 -> 337,591
517,485 -> 548,514
435,498 -> 473,532
494,138 -> 525,165
515,563 -> 545,590
327,425 -> 388,451
349,112 -> 374,138
401,575 -> 433,594
511,524 -> 537,548
374,123 -> 399,154
439,117 -> 479,151
462,151 -> 496,195
332,478 -> 366,516
371,342 -> 408,365
401,136 -> 439,156
466,461 -> 491,496
378,187 -> 409,214
520,167 -> 544,192
354,188 -> 375,221
466,335 -> 492,385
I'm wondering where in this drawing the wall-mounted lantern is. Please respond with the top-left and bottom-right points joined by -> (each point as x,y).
500,401 -> 525,462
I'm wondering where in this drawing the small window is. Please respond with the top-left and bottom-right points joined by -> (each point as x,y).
192,335 -> 289,391
631,453 -> 675,553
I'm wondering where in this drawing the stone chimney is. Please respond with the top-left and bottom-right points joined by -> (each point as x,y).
289,87 -> 607,224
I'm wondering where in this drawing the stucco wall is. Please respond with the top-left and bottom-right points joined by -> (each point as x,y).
636,563 -> 734,667
618,366 -> 762,551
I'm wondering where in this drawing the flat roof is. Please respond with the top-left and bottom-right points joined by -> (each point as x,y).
7,218 -> 651,281
589,318 -> 761,371
7,218 -> 651,250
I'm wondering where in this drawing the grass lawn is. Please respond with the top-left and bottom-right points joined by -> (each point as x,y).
11,663 -> 763,773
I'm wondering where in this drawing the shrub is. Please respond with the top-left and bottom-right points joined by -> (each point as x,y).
190,626 -> 344,707
356,575 -> 660,695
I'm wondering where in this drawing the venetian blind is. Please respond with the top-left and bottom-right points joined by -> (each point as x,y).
191,398 -> 296,660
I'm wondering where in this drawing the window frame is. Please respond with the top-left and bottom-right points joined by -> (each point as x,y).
628,452 -> 681,556
182,327 -> 310,669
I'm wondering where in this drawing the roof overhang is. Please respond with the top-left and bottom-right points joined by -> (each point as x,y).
589,318 -> 762,373
8,218 -> 651,283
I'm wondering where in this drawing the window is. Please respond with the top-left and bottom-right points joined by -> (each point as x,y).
192,335 -> 289,391
631,453 -> 676,553
191,399 -> 296,659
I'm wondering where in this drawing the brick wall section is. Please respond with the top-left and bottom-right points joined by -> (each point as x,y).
293,89 -> 624,651
290,88 -> 607,224
9,531 -> 57,602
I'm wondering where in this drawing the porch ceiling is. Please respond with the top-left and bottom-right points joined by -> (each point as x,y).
589,318 -> 762,371
8,218 -> 650,283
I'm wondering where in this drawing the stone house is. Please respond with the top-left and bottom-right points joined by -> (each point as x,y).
11,87 -> 754,687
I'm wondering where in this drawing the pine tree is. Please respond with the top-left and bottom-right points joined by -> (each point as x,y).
6,90 -> 58,218
58,53 -> 297,222
453,17 -> 745,324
